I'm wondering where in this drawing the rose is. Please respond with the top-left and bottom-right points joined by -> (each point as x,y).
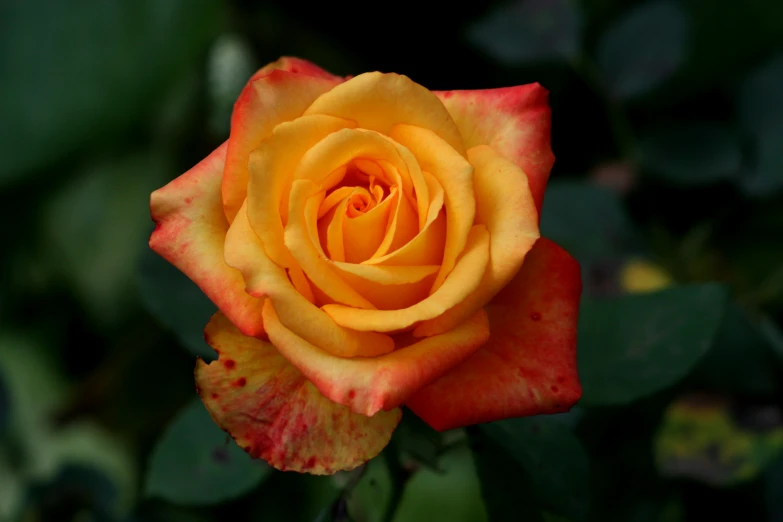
149,57 -> 582,475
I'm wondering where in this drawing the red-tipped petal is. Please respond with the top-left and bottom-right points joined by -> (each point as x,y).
149,142 -> 266,337
251,56 -> 343,82
222,65 -> 342,222
406,238 -> 582,431
436,84 -> 554,215
196,313 -> 401,475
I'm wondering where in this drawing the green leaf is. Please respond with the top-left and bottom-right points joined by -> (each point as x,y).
0,370 -> 8,435
0,0 -> 224,184
596,0 -> 688,99
42,153 -> 170,327
738,53 -> 783,134
468,0 -> 581,65
392,446 -> 487,522
137,246 -> 217,360
737,53 -> 783,196
692,305 -> 780,396
250,472 -> 342,522
540,181 -> 639,263
469,429 -> 545,522
145,398 -> 271,505
765,456 -> 783,522
741,125 -> 783,196
638,123 -> 742,185
578,283 -> 728,405
757,315 -> 783,364
479,418 -> 589,520
393,409 -> 444,470
346,458 -> 393,522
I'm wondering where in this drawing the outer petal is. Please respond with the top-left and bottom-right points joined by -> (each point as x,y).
436,84 -> 554,214
413,145 -> 539,337
196,313 -> 400,474
251,56 -> 343,82
149,142 -> 265,337
304,72 -> 467,157
406,238 -> 582,431
222,69 -> 341,222
263,300 -> 491,417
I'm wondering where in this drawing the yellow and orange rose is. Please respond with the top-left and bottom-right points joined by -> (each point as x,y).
149,57 -> 581,475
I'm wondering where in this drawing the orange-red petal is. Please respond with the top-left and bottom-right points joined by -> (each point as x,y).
222,69 -> 341,222
251,56 -> 343,82
262,300 -> 490,417
149,142 -> 266,337
196,312 -> 400,474
406,238 -> 582,431
436,84 -> 554,215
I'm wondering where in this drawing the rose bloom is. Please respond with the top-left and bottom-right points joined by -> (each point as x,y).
149,57 -> 581,475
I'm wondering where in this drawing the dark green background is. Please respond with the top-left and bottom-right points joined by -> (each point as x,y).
1,0 -> 782,521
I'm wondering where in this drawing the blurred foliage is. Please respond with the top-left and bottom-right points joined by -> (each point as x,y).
1,0 -> 782,520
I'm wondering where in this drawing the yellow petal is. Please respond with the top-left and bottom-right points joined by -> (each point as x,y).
285,179 -> 376,308
331,263 -> 440,310
304,72 -> 467,158
246,114 -> 355,268
370,174 -> 418,259
262,301 -> 490,416
422,170 -> 445,225
389,124 -> 475,292
224,203 -> 394,357
149,142 -> 265,337
322,225 -> 490,332
196,312 -> 400,474
223,71 -> 341,223
342,187 -> 397,263
322,195 -> 349,262
414,145 -> 539,337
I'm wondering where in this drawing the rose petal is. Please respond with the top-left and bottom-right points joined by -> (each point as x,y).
288,129 -> 420,261
196,312 -> 400,474
331,263 -> 440,310
414,145 -> 540,337
247,114 -> 356,268
370,164 -> 418,259
222,67 -> 342,223
406,238 -> 582,431
263,300 -> 490,416
342,188 -> 397,263
360,172 -> 446,266
285,179 -> 375,308
251,56 -> 343,82
149,142 -> 266,337
322,225 -> 490,332
224,203 -> 394,358
304,72 -> 467,158
362,211 -> 446,267
436,84 -> 554,214
389,124 -> 475,292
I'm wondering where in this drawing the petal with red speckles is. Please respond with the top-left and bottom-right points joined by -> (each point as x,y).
149,142 -> 266,337
222,67 -> 342,222
196,312 -> 401,475
435,84 -> 554,215
406,238 -> 582,431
